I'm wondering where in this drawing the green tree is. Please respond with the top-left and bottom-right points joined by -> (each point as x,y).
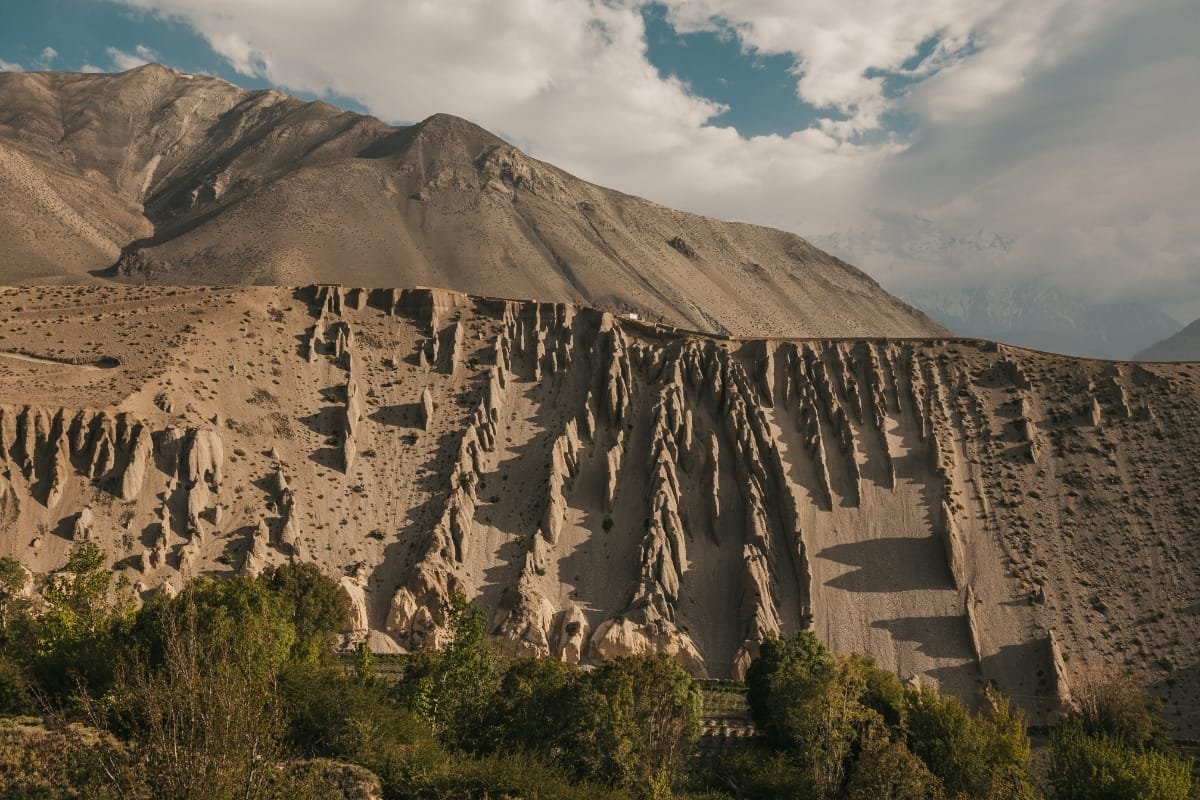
903,686 -> 1035,800
473,656 -> 580,758
395,594 -> 498,749
89,599 -> 288,800
17,543 -> 131,698
568,654 -> 702,792
746,632 -> 837,748
0,557 -> 29,632
257,563 -> 350,663
132,576 -> 295,684
844,725 -> 946,800
745,632 -> 872,797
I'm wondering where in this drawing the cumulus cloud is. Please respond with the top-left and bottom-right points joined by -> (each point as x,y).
33,47 -> 59,68
109,0 -> 1200,319
0,58 -> 22,72
106,44 -> 159,71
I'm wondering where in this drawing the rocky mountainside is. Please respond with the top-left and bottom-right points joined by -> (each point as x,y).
906,286 -> 1182,360
1138,317 -> 1200,362
0,64 -> 940,339
1,284 -> 1198,733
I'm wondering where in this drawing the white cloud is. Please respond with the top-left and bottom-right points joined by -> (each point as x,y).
109,0 -> 1200,319
34,47 -> 59,68
0,58 -> 22,72
106,44 -> 159,71
80,63 -> 106,73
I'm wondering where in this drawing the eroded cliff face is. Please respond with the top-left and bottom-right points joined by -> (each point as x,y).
1,284 -> 1198,731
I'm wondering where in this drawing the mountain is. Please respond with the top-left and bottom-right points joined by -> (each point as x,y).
2,284 -> 1198,732
907,285 -> 1182,359
1138,316 -> 1200,361
0,64 -> 941,339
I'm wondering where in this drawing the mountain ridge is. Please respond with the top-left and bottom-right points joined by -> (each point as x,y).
0,64 -> 943,340
1138,316 -> 1200,361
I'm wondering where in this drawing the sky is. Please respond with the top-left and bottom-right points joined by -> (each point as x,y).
2,0 -> 1198,322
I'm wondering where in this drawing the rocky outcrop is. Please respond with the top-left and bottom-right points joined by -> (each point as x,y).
120,424 -> 154,501
340,564 -> 370,638
420,387 -> 434,432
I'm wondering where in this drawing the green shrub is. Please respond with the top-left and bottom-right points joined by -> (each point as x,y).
745,632 -> 872,796
702,747 -> 815,799
1050,720 -> 1193,800
258,563 -> 351,664
566,654 -> 702,791
844,730 -> 945,800
903,686 -> 1035,800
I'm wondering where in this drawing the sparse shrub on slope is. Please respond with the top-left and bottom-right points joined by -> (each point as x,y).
1048,671 -> 1194,800
1072,669 -> 1171,751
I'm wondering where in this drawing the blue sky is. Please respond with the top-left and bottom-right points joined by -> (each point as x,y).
640,4 -> 824,138
1,0 -> 1198,321
0,0 -> 369,111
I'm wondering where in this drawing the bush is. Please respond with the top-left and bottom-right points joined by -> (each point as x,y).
1072,669 -> 1170,751
745,632 -> 873,795
903,686 -> 1035,800
702,747 -> 815,799
1050,720 -> 1193,800
472,656 -> 579,758
379,748 -> 631,800
258,563 -> 351,663
567,654 -> 702,791
843,730 -> 945,800
281,661 -> 424,763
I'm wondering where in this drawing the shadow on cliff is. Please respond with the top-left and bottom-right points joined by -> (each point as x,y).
817,536 -> 956,592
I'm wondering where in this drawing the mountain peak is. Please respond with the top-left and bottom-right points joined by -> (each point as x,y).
0,69 -> 941,339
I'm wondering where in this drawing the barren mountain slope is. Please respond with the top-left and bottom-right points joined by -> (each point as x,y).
1139,317 -> 1200,362
1,285 -> 1197,734
0,65 -> 941,339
